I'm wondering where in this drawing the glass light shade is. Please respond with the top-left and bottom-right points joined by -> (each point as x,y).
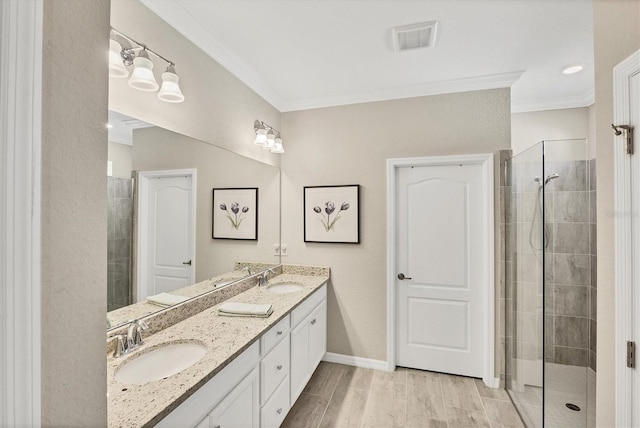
271,141 -> 284,153
254,128 -> 268,146
109,40 -> 128,78
264,130 -> 276,149
128,56 -> 159,91
158,71 -> 185,103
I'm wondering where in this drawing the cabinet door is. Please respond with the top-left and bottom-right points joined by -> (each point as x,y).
308,300 -> 327,371
210,367 -> 259,428
290,319 -> 309,405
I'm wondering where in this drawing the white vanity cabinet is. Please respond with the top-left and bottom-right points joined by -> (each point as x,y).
290,286 -> 327,405
156,283 -> 327,428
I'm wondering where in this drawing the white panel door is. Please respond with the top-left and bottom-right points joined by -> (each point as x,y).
146,174 -> 194,297
396,163 -> 484,377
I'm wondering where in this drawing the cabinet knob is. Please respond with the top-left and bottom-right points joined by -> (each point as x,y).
276,330 -> 283,335
277,364 -> 283,370
311,319 -> 317,325
277,408 -> 283,414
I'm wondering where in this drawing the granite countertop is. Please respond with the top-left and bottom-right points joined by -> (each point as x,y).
107,271 -> 329,428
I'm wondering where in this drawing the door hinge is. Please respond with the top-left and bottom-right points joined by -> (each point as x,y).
612,124 -> 634,155
627,341 -> 635,368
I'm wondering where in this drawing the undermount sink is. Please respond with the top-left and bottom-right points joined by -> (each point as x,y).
267,282 -> 303,294
115,341 -> 207,385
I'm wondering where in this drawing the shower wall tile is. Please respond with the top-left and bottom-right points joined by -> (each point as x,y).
553,191 -> 590,223
590,288 -> 597,320
589,191 -> 597,223
552,223 -> 590,254
554,285 -> 589,317
547,160 -> 588,192
589,320 -> 597,353
554,346 -> 588,367
553,254 -> 590,286
114,239 -> 130,260
589,351 -> 596,372
555,316 -> 589,348
590,256 -> 597,288
589,159 -> 597,191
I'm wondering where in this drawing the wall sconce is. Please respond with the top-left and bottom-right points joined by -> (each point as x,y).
109,27 -> 185,103
254,120 -> 284,153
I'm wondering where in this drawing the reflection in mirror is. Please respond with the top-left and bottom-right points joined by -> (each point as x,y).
106,111 -> 280,329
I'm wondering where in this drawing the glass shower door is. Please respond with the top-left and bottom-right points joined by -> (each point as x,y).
506,142 -> 545,428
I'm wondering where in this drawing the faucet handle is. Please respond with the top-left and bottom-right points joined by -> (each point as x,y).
134,319 -> 149,346
108,334 -> 126,358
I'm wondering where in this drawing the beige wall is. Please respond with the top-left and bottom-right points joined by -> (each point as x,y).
41,0 -> 109,425
281,89 -> 511,361
593,1 -> 640,426
511,107 -> 591,158
132,127 -> 280,281
108,140 -> 132,178
109,0 -> 281,167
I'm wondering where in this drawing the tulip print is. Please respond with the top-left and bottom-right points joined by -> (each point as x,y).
220,201 -> 249,229
314,201 -> 349,231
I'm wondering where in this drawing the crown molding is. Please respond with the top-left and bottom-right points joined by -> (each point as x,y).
511,88 -> 595,113
139,0 -> 286,111
280,71 -> 525,112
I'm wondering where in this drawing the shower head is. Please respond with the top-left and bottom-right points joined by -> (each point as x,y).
533,174 -> 560,187
544,173 -> 560,185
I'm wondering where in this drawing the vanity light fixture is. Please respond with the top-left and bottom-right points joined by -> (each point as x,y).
109,27 -> 185,103
254,120 -> 285,153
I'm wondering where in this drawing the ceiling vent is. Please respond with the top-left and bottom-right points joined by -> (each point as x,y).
392,21 -> 438,52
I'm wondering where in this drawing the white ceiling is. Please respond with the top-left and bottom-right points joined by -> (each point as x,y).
141,0 -> 594,113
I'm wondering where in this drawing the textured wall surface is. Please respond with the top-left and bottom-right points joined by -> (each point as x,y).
593,1 -> 640,426
281,89 -> 511,361
41,0 -> 110,425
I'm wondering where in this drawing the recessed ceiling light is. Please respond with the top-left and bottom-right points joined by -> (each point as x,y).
562,64 -> 584,75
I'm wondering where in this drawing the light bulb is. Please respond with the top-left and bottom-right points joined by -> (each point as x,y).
109,39 -> 128,78
158,65 -> 185,103
128,50 -> 159,91
264,130 -> 276,149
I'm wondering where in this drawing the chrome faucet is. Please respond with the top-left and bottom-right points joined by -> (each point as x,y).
122,319 -> 148,354
241,266 -> 252,277
257,268 -> 276,287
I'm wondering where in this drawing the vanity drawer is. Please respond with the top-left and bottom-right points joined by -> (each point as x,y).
260,335 -> 290,404
291,284 -> 327,326
260,375 -> 290,428
260,314 -> 290,356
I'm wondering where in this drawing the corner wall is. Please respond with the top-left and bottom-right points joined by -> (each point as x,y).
41,0 -> 110,424
593,1 -> 640,426
281,89 -> 511,361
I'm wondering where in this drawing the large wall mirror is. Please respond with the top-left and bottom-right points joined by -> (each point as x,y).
106,110 -> 281,329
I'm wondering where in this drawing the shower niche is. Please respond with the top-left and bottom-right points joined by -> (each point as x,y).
505,139 -> 596,428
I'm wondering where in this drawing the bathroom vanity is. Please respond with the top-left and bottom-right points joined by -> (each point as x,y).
107,265 -> 329,428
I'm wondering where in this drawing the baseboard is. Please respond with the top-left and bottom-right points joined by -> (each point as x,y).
322,352 -> 389,371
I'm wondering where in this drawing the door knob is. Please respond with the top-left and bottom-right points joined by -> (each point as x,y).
182,260 -> 192,265
397,273 -> 412,280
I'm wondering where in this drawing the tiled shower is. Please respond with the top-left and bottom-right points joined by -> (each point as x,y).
505,139 -> 596,428
107,176 -> 134,312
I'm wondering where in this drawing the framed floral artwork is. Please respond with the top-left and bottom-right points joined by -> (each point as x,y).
304,185 -> 360,244
212,187 -> 258,240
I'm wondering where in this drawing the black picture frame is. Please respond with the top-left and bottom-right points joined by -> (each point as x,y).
304,184 -> 360,244
212,187 -> 258,240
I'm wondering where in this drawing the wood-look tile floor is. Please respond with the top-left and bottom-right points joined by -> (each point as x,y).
282,362 -> 525,428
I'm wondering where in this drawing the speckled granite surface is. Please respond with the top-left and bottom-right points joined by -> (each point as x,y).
107,269 -> 329,428
107,262 -> 278,331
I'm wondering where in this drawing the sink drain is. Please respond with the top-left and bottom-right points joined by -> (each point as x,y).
565,403 -> 581,412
